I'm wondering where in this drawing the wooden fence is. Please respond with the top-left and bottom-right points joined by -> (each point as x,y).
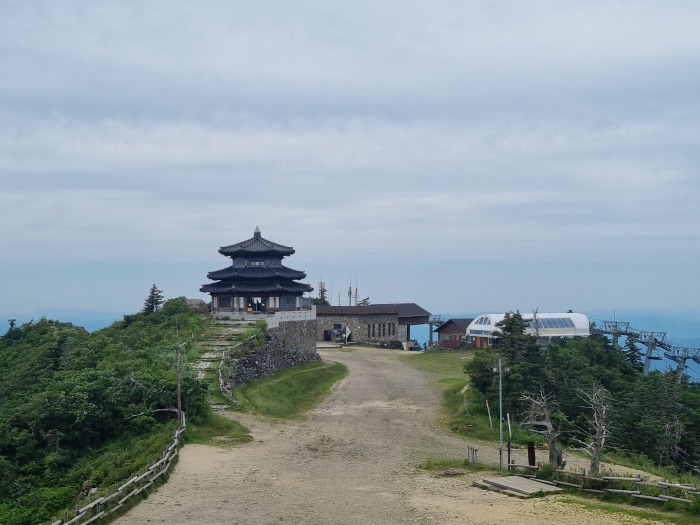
510,465 -> 700,505
38,411 -> 187,525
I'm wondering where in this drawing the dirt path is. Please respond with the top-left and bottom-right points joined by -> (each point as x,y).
113,347 -> 666,525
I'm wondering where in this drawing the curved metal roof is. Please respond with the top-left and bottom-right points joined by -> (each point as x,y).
467,312 -> 591,338
218,227 -> 295,257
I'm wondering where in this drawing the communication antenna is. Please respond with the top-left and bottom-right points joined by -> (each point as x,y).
318,278 -> 328,302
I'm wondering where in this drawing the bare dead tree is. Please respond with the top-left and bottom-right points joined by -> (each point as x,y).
572,384 -> 611,475
662,414 -> 684,466
520,388 -> 562,466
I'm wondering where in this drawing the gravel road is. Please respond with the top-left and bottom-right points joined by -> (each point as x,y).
113,347 -> 665,525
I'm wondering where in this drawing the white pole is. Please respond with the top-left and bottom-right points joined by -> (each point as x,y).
498,358 -> 503,471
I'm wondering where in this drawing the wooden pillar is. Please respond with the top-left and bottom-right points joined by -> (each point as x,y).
527,442 -> 536,466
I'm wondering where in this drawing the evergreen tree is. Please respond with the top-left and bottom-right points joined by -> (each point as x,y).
142,284 -> 164,314
623,336 -> 644,371
495,312 -> 546,418
463,349 -> 497,406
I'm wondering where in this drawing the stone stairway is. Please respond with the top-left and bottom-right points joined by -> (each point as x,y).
194,319 -> 252,409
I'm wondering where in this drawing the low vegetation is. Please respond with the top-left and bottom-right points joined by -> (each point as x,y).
185,413 -> 251,445
233,361 -> 348,418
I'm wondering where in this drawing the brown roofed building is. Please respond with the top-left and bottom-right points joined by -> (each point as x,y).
433,318 -> 475,349
316,303 -> 430,348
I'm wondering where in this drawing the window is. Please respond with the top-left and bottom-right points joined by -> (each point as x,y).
372,324 -> 375,337
367,325 -> 371,338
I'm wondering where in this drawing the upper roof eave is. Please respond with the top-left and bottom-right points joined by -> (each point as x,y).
218,227 -> 295,257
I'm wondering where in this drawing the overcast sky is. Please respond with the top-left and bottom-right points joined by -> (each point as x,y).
1,1 -> 699,326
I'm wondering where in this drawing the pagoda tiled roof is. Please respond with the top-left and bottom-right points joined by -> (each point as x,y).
200,281 -> 313,294
219,227 -> 295,257
207,265 -> 306,280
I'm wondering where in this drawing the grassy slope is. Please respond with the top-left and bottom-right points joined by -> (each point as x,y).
233,361 -> 348,418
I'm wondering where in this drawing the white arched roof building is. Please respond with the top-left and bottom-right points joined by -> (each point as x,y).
467,312 -> 590,348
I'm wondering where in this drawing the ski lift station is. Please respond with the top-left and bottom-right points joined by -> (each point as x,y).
467,312 -> 591,349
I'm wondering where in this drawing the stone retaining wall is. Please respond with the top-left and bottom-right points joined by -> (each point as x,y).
269,318 -> 317,352
230,319 -> 320,386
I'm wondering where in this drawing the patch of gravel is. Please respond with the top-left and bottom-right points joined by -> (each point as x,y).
113,347 -> 665,525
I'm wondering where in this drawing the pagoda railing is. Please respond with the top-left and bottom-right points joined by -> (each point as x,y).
267,306 -> 316,329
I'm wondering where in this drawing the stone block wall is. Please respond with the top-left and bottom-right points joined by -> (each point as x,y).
269,318 -> 317,352
229,319 -> 320,387
316,313 -> 401,344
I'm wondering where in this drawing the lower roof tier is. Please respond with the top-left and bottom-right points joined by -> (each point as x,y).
200,280 -> 313,295
206,265 -> 306,280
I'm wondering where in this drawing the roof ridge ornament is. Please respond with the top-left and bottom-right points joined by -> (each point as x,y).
254,225 -> 261,236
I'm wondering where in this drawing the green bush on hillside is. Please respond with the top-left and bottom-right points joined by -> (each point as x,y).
0,298 -> 211,524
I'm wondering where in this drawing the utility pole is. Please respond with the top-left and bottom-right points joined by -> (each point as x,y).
176,343 -> 184,417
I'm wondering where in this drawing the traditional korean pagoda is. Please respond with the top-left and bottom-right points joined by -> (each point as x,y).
200,227 -> 314,315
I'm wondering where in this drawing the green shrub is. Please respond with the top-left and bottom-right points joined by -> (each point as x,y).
537,462 -> 556,481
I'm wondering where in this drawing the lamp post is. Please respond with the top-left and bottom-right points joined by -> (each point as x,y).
498,358 -> 503,471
